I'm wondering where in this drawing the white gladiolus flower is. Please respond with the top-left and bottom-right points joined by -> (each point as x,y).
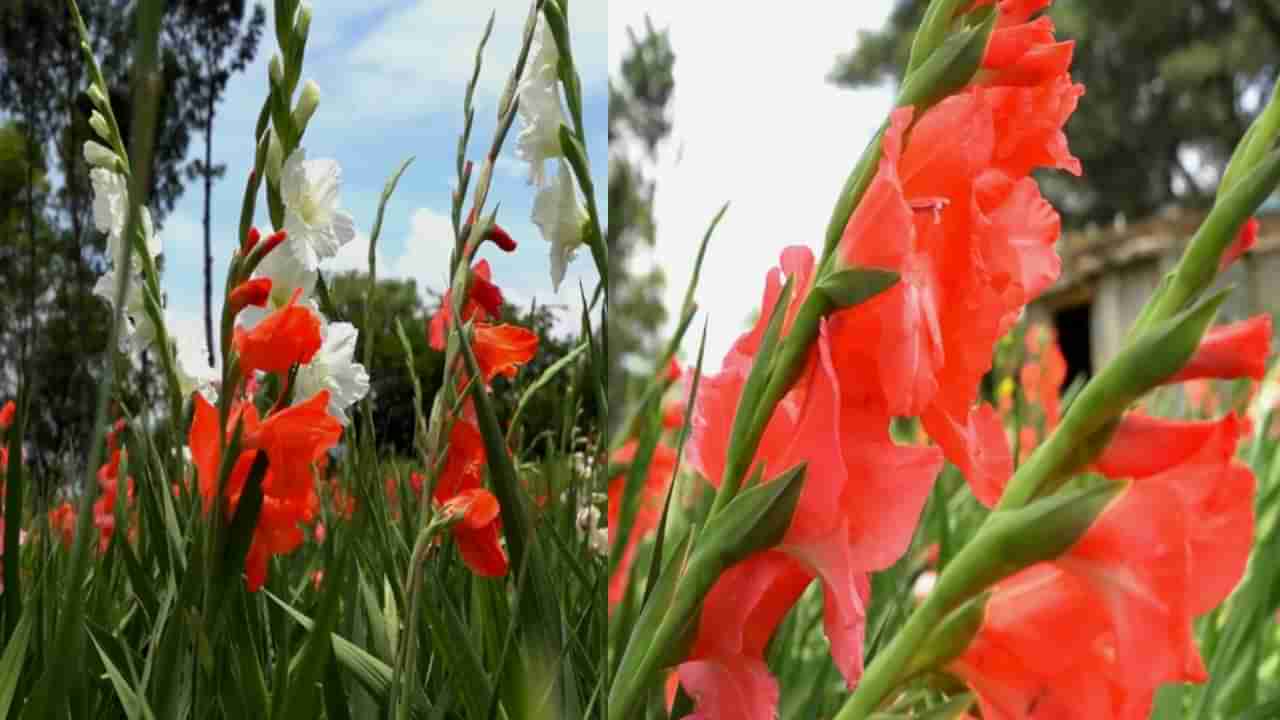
280,148 -> 356,270
83,140 -> 120,169
91,167 -> 160,268
532,160 -> 588,291
294,321 -> 370,424
515,19 -> 567,187
94,269 -> 157,354
172,328 -> 218,403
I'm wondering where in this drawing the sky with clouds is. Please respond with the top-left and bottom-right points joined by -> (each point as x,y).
609,1 -> 898,371
159,0 -> 606,357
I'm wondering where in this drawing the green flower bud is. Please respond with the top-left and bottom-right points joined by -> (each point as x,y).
89,110 -> 111,141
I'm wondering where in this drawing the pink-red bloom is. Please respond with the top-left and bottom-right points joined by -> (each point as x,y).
1168,315 -> 1272,384
0,400 -> 14,430
951,413 -> 1254,718
428,260 -> 504,351
433,411 -> 509,578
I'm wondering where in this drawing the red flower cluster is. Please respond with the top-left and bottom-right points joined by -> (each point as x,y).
93,419 -> 135,554
676,1 -> 1084,715
190,294 -> 342,590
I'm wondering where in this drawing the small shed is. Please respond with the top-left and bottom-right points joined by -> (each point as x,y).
1027,205 -> 1280,385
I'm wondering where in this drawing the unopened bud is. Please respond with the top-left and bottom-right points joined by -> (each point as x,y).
269,54 -> 284,88
228,278 -> 273,317
86,85 -> 109,112
244,227 -> 262,253
484,223 -> 517,252
265,128 -> 284,187
83,140 -> 121,171
293,80 -> 321,134
293,3 -> 313,45
89,110 -> 111,141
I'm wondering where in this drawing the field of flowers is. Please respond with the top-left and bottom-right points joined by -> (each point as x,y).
607,1 -> 1280,719
0,0 -> 607,718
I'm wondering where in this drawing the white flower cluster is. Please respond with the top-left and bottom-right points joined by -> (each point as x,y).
517,17 -> 590,292
86,139 -> 218,401
247,144 -> 369,424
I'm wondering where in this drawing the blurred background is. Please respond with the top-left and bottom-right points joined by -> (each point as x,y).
608,0 -> 1280,387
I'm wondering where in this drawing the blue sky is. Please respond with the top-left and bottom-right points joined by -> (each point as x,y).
159,0 -> 607,354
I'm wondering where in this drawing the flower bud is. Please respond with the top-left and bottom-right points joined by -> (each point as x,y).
86,85 -> 109,112
83,140 -> 122,171
255,230 -> 289,262
265,127 -> 284,187
293,80 -> 321,134
89,110 -> 111,141
228,278 -> 273,317
269,54 -> 284,89
243,227 -> 262,253
293,2 -> 312,45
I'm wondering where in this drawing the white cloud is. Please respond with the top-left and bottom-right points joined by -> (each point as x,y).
610,1 -> 897,370
390,207 -> 458,300
341,0 -> 606,122
321,231 -> 391,276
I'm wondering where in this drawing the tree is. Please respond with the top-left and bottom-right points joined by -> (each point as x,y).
828,0 -> 1280,227
608,20 -> 676,426
165,0 -> 266,365
0,2 -> 264,484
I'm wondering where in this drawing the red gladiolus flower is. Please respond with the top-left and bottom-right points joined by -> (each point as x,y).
1168,315 -> 1273,384
434,414 -> 486,504
188,391 -> 341,591
49,502 -> 75,549
951,413 -> 1254,718
828,7 -> 1081,501
1220,217 -> 1259,271
473,323 -> 539,382
232,289 -> 323,376
607,440 -> 678,607
410,471 -> 425,495
428,260 -> 504,350
679,250 -> 943,717
441,487 -> 507,577
431,411 -> 510,577
0,400 -> 14,430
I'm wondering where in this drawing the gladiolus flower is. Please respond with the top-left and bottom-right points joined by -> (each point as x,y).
532,160 -> 589,292
49,502 -> 76,549
951,413 -> 1254,719
232,289 -> 323,376
0,400 -> 13,430
441,488 -> 507,577
294,320 -> 370,424
433,413 -> 510,577
188,391 -> 342,591
1168,315 -> 1272,384
428,260 -> 505,351
515,18 -> 568,187
279,148 -> 357,270
472,323 -> 539,382
679,249 -> 943,718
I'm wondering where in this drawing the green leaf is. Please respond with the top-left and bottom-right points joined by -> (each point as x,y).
816,268 -> 899,309
0,609 -> 33,717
